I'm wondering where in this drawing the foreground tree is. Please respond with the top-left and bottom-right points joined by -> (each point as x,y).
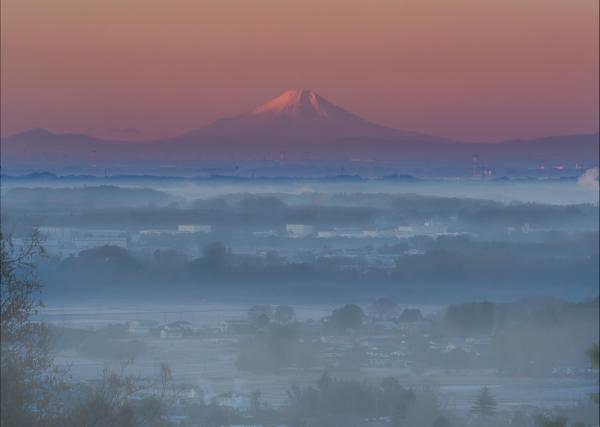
397,388 -> 442,427
323,304 -> 365,334
588,343 -> 600,369
432,416 -> 450,427
1,231 -> 170,426
470,386 -> 497,418
0,230 -> 61,426
369,297 -> 400,320
588,343 -> 599,404
248,304 -> 272,327
274,304 -> 296,325
536,415 -> 568,427
63,367 -> 169,427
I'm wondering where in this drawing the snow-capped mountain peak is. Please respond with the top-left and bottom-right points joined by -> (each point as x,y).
248,89 -> 330,118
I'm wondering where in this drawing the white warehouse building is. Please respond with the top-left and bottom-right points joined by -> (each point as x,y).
177,224 -> 212,233
286,224 -> 314,238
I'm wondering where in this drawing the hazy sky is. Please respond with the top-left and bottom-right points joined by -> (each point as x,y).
1,0 -> 598,142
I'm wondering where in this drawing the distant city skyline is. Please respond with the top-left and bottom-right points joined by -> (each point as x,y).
1,0 -> 598,142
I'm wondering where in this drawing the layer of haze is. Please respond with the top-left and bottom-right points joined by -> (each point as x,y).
1,0 -> 598,142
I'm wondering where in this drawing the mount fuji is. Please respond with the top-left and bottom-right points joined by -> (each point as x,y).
1,89 -> 598,165
177,89 -> 444,144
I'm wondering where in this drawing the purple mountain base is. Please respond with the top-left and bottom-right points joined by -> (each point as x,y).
1,90 -> 598,166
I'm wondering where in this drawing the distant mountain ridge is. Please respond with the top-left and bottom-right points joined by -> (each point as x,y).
178,89 -> 443,144
1,89 -> 598,165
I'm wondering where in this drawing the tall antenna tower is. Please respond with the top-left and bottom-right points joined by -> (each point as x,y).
472,154 -> 481,178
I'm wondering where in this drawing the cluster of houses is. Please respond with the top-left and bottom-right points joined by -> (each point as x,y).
31,219 -> 458,260
127,319 -> 196,339
121,304 -> 494,375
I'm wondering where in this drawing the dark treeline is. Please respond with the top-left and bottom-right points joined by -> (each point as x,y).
2,188 -> 598,231
38,232 -> 598,301
1,185 -> 178,213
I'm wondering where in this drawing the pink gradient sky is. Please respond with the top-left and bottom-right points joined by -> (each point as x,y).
1,0 -> 598,142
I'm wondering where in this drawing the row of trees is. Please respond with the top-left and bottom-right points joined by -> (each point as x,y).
2,231 -> 598,426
